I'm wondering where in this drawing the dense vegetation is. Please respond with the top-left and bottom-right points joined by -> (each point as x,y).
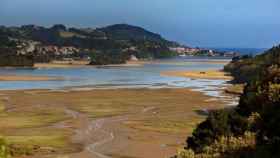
224,47 -> 278,83
89,49 -> 129,65
175,45 -> 280,158
0,35 -> 34,67
97,24 -> 176,46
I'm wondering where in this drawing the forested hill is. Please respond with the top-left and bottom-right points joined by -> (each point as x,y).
0,24 -> 178,49
175,45 -> 280,158
0,24 -> 181,65
98,24 -> 176,45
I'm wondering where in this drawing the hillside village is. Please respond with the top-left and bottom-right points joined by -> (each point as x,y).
0,24 -> 239,67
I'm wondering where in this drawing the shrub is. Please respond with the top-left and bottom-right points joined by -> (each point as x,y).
0,138 -> 10,158
186,109 -> 248,152
178,132 -> 256,158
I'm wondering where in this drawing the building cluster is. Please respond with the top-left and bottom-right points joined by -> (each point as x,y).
14,40 -> 91,61
169,47 -> 200,55
169,47 -> 240,57
36,45 -> 80,56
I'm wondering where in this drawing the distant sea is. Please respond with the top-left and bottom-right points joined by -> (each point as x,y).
210,48 -> 268,56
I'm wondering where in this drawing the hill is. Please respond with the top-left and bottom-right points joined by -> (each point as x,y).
0,24 -> 178,49
0,24 -> 180,65
98,24 -> 176,45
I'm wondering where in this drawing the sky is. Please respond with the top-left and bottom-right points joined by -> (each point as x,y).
1,0 -> 280,48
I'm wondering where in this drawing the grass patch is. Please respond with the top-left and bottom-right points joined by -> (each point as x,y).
77,106 -> 128,118
0,108 -> 69,129
7,135 -> 66,149
0,99 -> 75,156
6,130 -> 69,149
59,31 -> 86,38
124,118 -> 204,134
5,129 -> 78,156
71,101 -> 131,118
0,101 -> 5,112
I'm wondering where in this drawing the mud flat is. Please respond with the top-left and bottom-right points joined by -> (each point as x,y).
0,88 -> 225,158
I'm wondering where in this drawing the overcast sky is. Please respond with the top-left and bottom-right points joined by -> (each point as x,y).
1,0 -> 280,48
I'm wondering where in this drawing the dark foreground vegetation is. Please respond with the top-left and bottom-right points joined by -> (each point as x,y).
175,45 -> 280,158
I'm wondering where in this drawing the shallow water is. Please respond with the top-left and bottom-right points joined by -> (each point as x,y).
0,58 -> 233,101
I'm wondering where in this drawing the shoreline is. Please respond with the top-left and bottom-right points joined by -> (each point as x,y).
32,59 -> 230,69
34,60 -> 149,69
0,58 -> 231,69
0,60 -> 150,82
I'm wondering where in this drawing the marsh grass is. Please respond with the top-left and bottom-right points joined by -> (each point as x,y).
0,108 -> 70,129
0,97 -> 76,156
123,118 -> 204,134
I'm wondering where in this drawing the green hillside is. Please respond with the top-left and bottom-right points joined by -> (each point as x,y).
0,24 -> 178,50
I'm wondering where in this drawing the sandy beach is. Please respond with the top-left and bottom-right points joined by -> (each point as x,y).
161,69 -> 233,80
0,88 -> 225,158
0,75 -> 64,81
151,59 -> 231,65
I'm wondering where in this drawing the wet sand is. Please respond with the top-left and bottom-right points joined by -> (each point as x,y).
161,70 -> 233,80
0,88 -> 225,158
